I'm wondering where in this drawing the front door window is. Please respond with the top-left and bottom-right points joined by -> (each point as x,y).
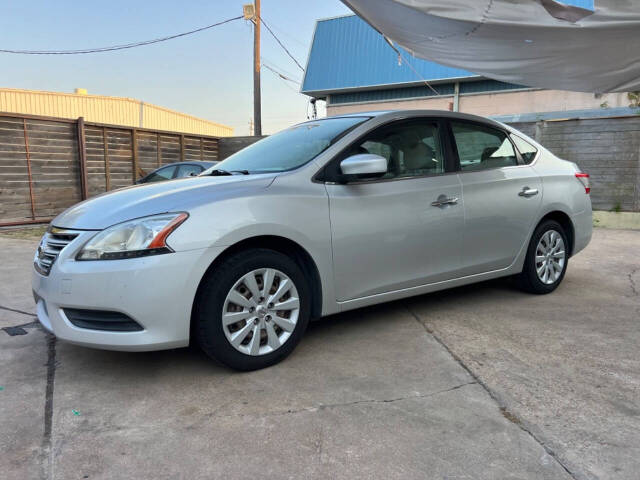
345,121 -> 445,179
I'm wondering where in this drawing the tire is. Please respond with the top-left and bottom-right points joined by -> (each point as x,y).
194,248 -> 311,371
515,219 -> 569,294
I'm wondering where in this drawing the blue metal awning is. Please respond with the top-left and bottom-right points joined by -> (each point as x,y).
301,15 -> 476,96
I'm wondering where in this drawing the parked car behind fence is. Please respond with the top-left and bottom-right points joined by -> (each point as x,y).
136,161 -> 217,184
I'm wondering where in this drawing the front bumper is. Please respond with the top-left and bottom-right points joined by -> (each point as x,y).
32,232 -> 225,351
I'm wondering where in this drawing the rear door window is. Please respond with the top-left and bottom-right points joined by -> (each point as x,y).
451,122 -> 518,171
511,134 -> 539,164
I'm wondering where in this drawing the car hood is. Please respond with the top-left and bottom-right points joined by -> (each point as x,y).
52,174 -> 276,230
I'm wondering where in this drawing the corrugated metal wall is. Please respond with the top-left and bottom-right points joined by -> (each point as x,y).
142,103 -> 232,138
302,15 -> 475,95
0,88 -> 233,137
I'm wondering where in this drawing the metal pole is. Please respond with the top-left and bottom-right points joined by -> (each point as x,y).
453,82 -> 460,112
157,133 -> 162,167
77,117 -> 89,200
103,127 -> 111,191
22,119 -> 36,220
253,0 -> 262,136
132,129 -> 140,182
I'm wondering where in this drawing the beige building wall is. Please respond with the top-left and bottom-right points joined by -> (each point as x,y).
327,89 -> 628,117
0,88 -> 233,137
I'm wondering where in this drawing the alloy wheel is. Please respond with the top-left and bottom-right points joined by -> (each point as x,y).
535,230 -> 566,285
222,268 -> 300,356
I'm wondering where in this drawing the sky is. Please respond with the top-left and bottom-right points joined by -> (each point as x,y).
0,0 -> 353,135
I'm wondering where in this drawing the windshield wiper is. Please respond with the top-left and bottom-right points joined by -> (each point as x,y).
206,169 -> 250,176
206,169 -> 233,176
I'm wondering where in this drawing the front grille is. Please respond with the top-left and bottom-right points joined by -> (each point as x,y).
34,228 -> 80,276
63,308 -> 144,332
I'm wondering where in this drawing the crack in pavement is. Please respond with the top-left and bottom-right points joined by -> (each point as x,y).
66,382 -> 480,437
202,381 -> 478,421
0,303 -> 37,317
628,268 -> 638,297
40,333 -> 57,480
406,304 -> 580,480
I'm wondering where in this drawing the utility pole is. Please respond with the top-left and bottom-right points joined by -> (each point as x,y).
253,0 -> 262,136
243,1 -> 262,135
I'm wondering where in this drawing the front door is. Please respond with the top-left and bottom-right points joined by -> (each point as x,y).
325,118 -> 464,301
449,120 -> 543,275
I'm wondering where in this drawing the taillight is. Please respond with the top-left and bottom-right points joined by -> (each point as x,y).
575,172 -> 590,194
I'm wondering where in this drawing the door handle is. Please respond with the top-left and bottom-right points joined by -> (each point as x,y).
431,196 -> 459,207
518,187 -> 539,197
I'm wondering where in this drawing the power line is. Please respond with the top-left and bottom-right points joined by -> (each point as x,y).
0,16 -> 242,55
262,64 -> 301,94
260,20 -> 308,49
383,37 -> 440,96
262,61 -> 301,84
261,55 -> 301,81
399,53 -> 441,96
260,17 -> 305,72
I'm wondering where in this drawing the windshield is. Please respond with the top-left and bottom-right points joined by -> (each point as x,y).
201,117 -> 368,175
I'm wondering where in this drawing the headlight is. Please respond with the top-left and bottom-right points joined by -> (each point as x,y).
76,213 -> 188,260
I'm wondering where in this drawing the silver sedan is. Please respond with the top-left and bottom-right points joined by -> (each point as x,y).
32,110 -> 592,370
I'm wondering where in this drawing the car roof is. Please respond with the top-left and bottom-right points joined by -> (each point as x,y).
298,110 -> 505,132
330,109 -> 506,129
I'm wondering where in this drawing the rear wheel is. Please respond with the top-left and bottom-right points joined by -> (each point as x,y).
515,219 -> 569,294
194,249 -> 311,371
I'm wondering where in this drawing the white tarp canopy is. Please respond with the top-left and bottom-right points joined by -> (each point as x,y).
341,0 -> 640,93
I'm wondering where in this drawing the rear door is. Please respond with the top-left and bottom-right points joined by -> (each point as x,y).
325,118 -> 465,301
449,120 -> 542,275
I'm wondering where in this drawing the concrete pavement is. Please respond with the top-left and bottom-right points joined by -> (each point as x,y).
408,228 -> 640,480
1,229 -> 638,479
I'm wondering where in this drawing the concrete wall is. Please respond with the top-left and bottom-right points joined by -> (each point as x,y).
508,117 -> 640,212
327,89 -> 628,117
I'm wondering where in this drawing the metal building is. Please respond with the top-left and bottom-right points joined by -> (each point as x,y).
0,88 -> 233,137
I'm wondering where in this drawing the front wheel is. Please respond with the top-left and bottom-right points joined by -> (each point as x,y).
515,219 -> 569,294
194,249 -> 311,371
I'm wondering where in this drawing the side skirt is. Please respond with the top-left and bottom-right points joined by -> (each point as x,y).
336,266 -> 518,313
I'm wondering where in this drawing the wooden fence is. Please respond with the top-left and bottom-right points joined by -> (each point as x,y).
0,112 -> 220,226
4,112 -> 638,226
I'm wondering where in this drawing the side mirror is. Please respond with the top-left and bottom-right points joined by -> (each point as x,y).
339,154 -> 387,182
